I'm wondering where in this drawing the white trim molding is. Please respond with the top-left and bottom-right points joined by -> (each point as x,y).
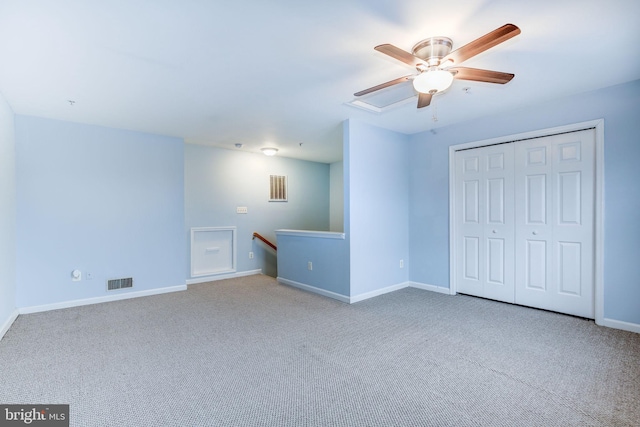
593,121 -> 605,326
0,309 -> 19,342
599,318 -> 640,334
409,282 -> 452,295
277,278 -> 453,305
449,119 -> 606,325
19,285 -> 187,315
277,277 -> 350,303
186,269 -> 262,285
350,282 -> 409,304
275,229 -> 345,240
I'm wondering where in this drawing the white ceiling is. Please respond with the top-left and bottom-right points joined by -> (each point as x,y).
1,0 -> 638,164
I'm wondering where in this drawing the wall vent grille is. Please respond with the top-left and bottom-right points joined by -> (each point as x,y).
269,175 -> 287,202
107,277 -> 133,291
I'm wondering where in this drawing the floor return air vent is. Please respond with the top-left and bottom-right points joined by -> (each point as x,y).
107,277 -> 133,291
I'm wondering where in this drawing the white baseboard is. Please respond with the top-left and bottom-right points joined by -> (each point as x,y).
276,278 -> 454,304
186,269 -> 262,285
0,309 -> 19,342
408,283 -> 639,334
277,277 -> 350,303
18,285 -> 187,315
350,281 -> 452,303
350,282 -> 410,304
598,317 -> 640,334
408,281 -> 452,295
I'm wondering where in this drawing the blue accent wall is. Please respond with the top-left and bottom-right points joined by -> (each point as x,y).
15,116 -> 185,308
0,92 -> 16,326
408,79 -> 640,325
184,144 -> 330,278
330,161 -> 344,232
346,119 -> 410,296
276,232 -> 349,296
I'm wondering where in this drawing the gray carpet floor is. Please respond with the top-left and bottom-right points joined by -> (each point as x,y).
1,274 -> 638,426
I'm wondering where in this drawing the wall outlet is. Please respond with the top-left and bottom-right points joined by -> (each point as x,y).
236,206 -> 248,214
86,272 -> 93,280
399,259 -> 404,268
249,251 -> 254,259
307,261 -> 313,271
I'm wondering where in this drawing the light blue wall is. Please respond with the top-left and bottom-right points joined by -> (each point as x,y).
184,144 -> 330,278
0,92 -> 16,326
330,161 -> 344,232
346,119 -> 410,296
408,79 -> 640,325
15,116 -> 185,308
275,139 -> 347,297
276,233 -> 349,296
5,81 -> 637,327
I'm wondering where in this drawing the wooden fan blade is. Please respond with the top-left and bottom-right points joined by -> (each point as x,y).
417,92 -> 432,108
441,24 -> 520,66
375,44 -> 425,68
450,67 -> 514,84
354,75 -> 413,97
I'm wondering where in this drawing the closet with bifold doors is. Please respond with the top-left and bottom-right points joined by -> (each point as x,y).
453,128 -> 595,318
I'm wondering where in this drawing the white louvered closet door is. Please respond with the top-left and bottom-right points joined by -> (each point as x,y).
514,129 -> 595,318
455,143 -> 515,303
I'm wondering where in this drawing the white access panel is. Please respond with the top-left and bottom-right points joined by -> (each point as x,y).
455,143 -> 515,303
514,129 -> 595,318
190,227 -> 237,277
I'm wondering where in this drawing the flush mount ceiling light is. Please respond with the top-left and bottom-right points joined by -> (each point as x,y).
412,69 -> 454,94
261,147 -> 278,156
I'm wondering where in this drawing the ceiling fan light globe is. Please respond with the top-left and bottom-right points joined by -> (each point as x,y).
413,70 -> 454,94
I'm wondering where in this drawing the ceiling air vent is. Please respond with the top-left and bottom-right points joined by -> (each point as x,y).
107,277 -> 133,291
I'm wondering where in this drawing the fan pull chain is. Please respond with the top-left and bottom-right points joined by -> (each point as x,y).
432,95 -> 438,122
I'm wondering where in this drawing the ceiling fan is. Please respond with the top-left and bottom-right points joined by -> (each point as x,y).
354,23 -> 521,108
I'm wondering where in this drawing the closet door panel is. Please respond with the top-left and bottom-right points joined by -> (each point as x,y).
514,129 -> 595,318
456,151 -> 484,296
455,144 -> 514,303
483,145 -> 514,302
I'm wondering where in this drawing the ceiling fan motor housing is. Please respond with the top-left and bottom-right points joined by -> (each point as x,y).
412,37 -> 453,66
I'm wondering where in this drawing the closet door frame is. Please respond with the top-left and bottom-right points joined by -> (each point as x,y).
448,119 -> 604,325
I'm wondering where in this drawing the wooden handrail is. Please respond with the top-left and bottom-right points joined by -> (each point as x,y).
252,232 -> 277,251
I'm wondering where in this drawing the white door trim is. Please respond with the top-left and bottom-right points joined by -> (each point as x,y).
448,119 -> 604,325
